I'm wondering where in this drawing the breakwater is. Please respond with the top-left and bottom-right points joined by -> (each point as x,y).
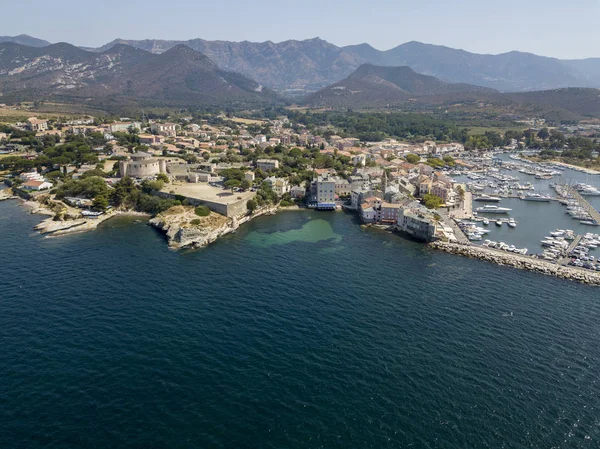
430,241 -> 600,285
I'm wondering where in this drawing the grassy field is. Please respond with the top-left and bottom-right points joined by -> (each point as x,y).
0,153 -> 27,160
228,117 -> 267,125
0,102 -> 103,123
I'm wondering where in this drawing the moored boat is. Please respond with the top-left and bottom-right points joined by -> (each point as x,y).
475,205 -> 512,214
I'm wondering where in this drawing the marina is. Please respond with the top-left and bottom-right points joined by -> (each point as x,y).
448,153 -> 600,271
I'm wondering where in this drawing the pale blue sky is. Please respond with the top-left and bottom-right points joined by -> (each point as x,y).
6,0 -> 600,59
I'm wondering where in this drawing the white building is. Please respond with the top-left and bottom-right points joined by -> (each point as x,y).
151,122 -> 178,137
109,122 -> 142,133
22,180 -> 53,191
314,175 -> 336,209
264,176 -> 290,196
26,117 -> 48,132
20,171 -> 44,182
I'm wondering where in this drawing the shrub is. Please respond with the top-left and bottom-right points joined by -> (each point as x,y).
190,219 -> 201,226
195,206 -> 210,217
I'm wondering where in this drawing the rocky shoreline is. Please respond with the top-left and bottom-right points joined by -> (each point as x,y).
149,205 -> 279,249
2,187 -> 149,237
430,241 -> 600,286
0,188 -> 17,201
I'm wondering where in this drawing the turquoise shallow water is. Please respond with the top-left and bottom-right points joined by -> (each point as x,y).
2,199 -> 600,448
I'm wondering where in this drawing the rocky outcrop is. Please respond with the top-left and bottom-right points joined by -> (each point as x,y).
0,188 -> 16,201
430,241 -> 600,286
149,205 -> 278,249
150,206 -> 232,249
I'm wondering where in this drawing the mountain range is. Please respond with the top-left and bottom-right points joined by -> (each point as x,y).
84,37 -> 600,94
303,64 -> 600,120
3,35 -> 600,93
305,64 -> 497,108
0,42 -> 281,110
2,35 -> 600,119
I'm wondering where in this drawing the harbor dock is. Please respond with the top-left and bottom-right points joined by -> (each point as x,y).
566,186 -> 600,224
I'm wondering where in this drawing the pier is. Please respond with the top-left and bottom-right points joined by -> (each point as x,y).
559,235 -> 583,265
566,186 -> 600,223
430,241 -> 600,286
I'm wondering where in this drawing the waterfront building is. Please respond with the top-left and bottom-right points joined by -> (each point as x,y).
397,203 -> 437,241
290,185 -> 305,199
359,196 -> 382,223
360,203 -> 377,223
314,175 -> 336,209
334,177 -> 351,197
119,152 -> 167,178
378,202 -> 401,224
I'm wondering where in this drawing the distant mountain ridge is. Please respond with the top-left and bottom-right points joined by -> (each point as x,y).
0,34 -> 50,47
305,64 -> 600,120
4,35 -> 600,93
304,64 -> 497,108
81,37 -> 600,93
0,42 -> 282,110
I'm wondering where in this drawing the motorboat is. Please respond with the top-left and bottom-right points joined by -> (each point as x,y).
581,220 -> 600,227
508,218 -> 517,228
474,194 -> 501,202
523,193 -> 552,202
482,218 -> 490,226
475,205 -> 512,214
495,220 -> 503,226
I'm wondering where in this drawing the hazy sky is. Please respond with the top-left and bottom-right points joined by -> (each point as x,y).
5,0 -> 600,59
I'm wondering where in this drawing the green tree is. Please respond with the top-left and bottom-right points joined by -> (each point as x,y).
405,153 -> 420,164
537,127 -> 550,140
92,195 -> 109,211
423,194 -> 443,209
247,199 -> 258,213
156,173 -> 170,183
224,179 -> 241,192
195,206 -> 210,217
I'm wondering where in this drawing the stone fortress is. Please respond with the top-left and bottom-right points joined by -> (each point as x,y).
119,152 -> 167,178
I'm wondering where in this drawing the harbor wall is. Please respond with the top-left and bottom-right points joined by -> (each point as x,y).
430,241 -> 600,286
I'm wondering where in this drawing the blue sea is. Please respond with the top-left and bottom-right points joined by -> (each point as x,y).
2,198 -> 600,448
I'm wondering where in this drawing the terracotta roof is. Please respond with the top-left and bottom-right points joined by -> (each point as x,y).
23,180 -> 46,186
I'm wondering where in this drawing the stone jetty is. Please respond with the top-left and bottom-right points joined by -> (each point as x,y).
430,241 -> 600,286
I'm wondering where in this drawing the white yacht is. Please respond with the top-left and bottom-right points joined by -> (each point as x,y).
474,194 -> 501,202
523,193 -> 552,202
475,205 -> 512,214
508,218 -> 517,228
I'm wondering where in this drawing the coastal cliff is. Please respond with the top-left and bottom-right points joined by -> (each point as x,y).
430,241 -> 600,286
149,205 -> 278,249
